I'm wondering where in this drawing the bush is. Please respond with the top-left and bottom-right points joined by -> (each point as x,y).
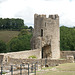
7,33 -> 32,52
18,29 -> 29,36
8,38 -> 24,52
0,40 -> 7,53
28,55 -> 37,59
7,28 -> 32,52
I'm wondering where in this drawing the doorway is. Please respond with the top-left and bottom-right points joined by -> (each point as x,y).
42,45 -> 52,58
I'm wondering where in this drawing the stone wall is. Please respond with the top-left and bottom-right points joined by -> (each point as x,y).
0,49 -> 41,63
61,51 -> 75,59
0,54 -> 4,63
0,50 -> 75,67
8,58 -> 74,67
6,49 -> 41,59
1,50 -> 75,66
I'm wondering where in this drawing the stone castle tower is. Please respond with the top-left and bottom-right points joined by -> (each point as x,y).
31,14 -> 60,59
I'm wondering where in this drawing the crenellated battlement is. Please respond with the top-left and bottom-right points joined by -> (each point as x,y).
34,14 -> 59,19
49,14 -> 59,19
34,14 -> 46,18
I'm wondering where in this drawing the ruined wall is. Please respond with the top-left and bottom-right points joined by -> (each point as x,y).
1,50 -> 75,64
8,58 -> 74,67
6,49 -> 41,59
0,54 -> 4,63
31,14 -> 60,59
61,51 -> 75,59
0,49 -> 41,64
0,50 -> 75,66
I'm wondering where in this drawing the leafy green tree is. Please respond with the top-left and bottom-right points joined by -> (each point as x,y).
18,29 -> 29,36
18,34 -> 32,50
24,25 -> 28,29
29,26 -> 33,29
60,26 -> 75,51
28,26 -> 33,32
8,37 -> 24,52
20,25 -> 29,30
0,40 -> 7,53
0,18 -> 24,30
7,29 -> 32,52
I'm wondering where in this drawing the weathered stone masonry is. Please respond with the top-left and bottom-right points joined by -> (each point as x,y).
31,14 -> 60,59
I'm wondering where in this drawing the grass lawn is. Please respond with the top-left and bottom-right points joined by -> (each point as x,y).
37,71 -> 75,75
56,63 -> 75,71
0,30 -> 20,43
37,63 -> 75,75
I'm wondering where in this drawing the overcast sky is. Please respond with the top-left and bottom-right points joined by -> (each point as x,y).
0,0 -> 75,27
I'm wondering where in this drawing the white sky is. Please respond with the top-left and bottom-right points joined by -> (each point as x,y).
0,0 -> 75,27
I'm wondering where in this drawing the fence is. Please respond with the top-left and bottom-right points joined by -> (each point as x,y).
0,63 -> 37,75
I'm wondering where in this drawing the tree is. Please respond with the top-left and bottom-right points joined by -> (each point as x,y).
8,37 -> 24,52
7,29 -> 32,52
0,18 -> 24,30
28,26 -> 33,32
29,26 -> 33,29
0,40 -> 7,53
24,25 -> 28,29
20,25 -> 29,30
18,29 -> 29,36
60,26 -> 75,51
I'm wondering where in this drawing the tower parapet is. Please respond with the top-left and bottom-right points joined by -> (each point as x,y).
49,14 -> 59,19
34,14 -> 46,18
35,14 -> 59,20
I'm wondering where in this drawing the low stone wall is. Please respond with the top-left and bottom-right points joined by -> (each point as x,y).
6,49 -> 41,59
0,49 -> 41,64
61,51 -> 75,59
1,50 -> 75,65
8,57 -> 74,67
0,54 -> 4,63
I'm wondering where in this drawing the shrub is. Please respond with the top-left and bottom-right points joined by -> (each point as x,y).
28,55 -> 37,59
0,40 -> 7,53
7,34 -> 32,52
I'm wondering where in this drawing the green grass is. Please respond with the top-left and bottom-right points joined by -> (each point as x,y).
2,72 -> 6,74
37,63 -> 75,75
0,30 -> 20,43
56,63 -> 75,71
42,67 -> 53,70
28,55 -> 37,59
37,71 -> 75,75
